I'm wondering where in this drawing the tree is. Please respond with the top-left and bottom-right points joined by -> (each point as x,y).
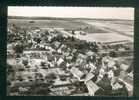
109,51 -> 117,57
40,61 -> 46,67
72,30 -> 75,35
45,73 -> 57,80
13,42 -> 24,54
97,74 -> 112,92
22,59 -> 28,66
17,76 -> 23,82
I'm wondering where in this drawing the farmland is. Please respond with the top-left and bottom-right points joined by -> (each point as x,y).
8,17 -> 134,43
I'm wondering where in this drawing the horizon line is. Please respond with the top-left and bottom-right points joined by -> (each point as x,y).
8,15 -> 134,20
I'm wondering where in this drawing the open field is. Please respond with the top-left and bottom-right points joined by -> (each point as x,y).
8,19 -> 107,33
72,33 -> 133,42
8,18 -> 134,43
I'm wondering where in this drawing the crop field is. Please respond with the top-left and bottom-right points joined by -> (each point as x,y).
8,19 -> 108,33
8,18 -> 134,43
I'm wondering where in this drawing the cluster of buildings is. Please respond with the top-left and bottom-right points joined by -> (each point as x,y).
7,24 -> 133,96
